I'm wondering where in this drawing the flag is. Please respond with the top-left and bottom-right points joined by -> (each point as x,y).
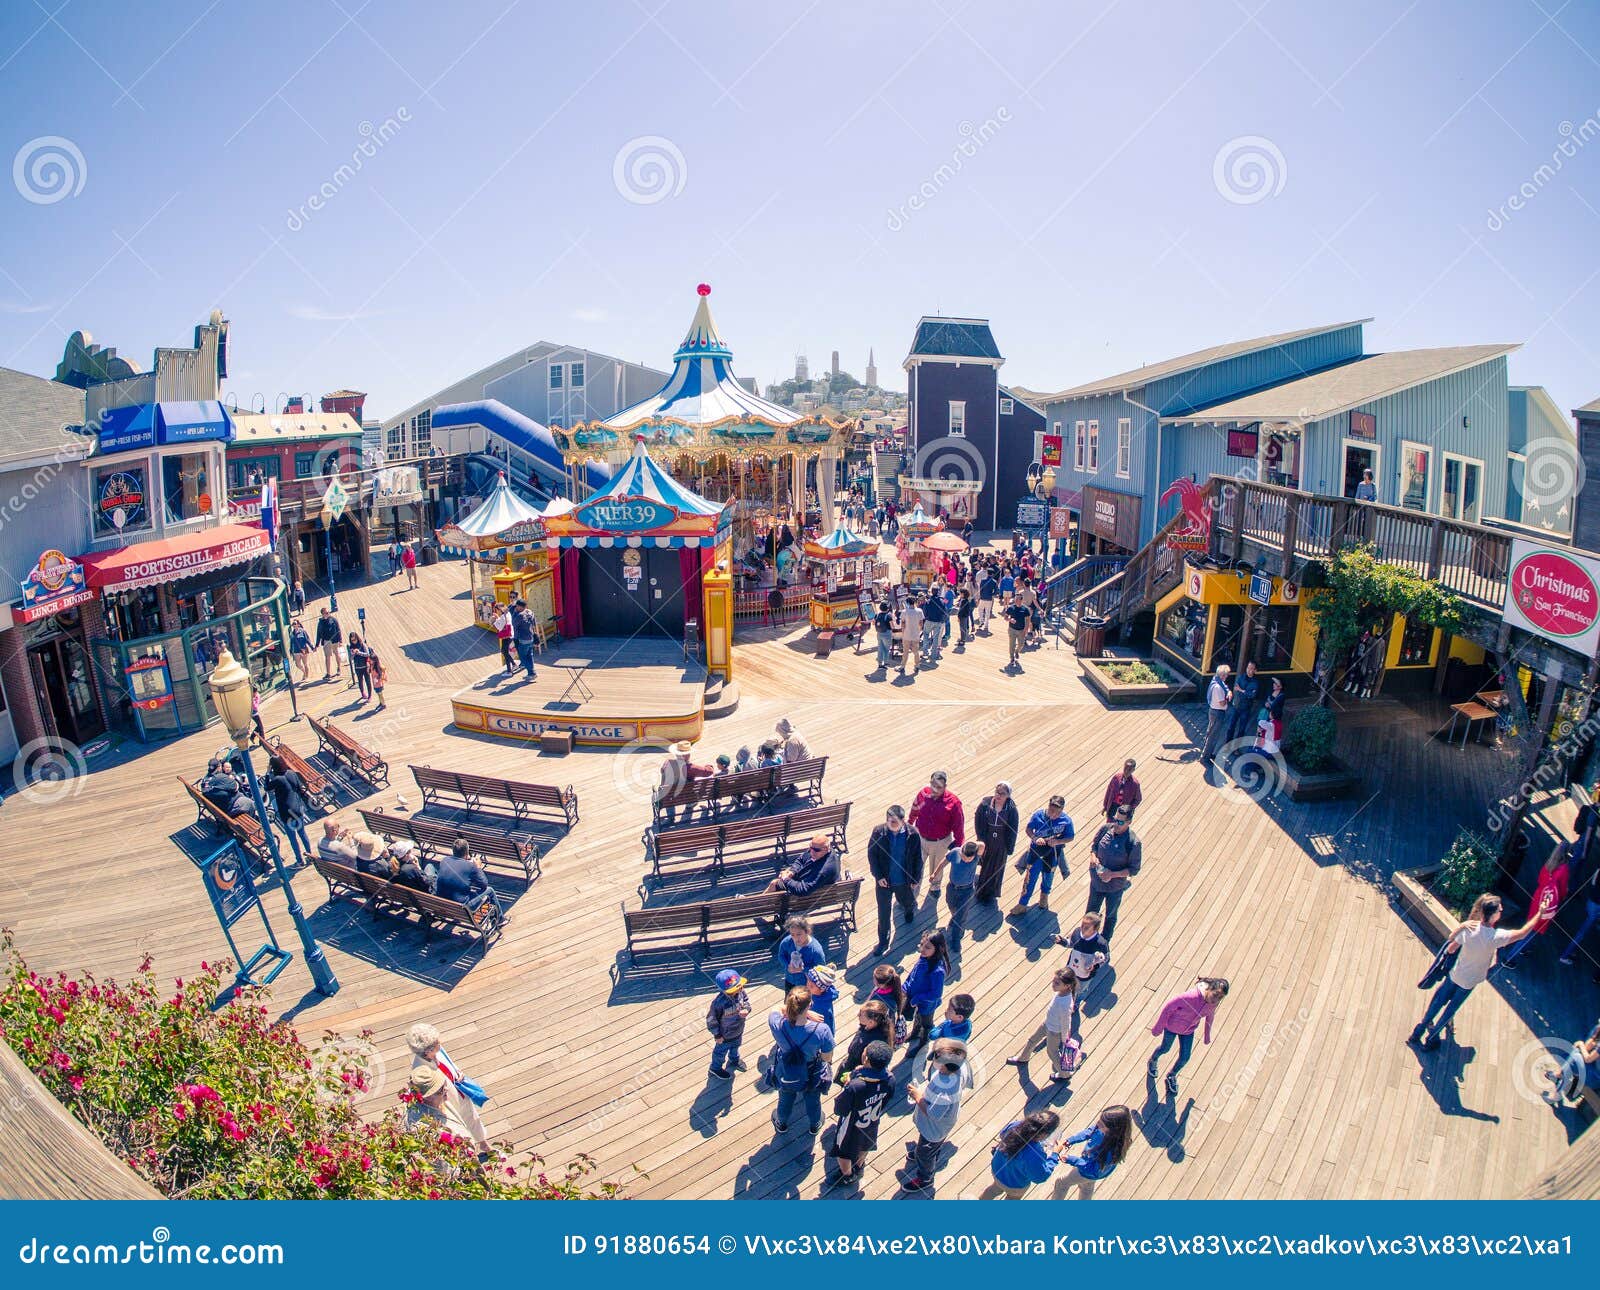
260,478 -> 278,544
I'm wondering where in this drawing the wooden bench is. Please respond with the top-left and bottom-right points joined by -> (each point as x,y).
259,734 -> 335,813
622,876 -> 862,962
409,765 -> 578,830
359,808 -> 540,884
651,756 -> 829,827
307,714 -> 389,788
178,776 -> 269,867
645,801 -> 851,880
311,857 -> 503,946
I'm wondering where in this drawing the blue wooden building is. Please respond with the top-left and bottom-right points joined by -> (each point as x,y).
902,316 -> 1044,531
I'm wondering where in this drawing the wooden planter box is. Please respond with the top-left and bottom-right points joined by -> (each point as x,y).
1078,657 -> 1195,707
1393,862 -> 1454,945
1281,756 -> 1360,802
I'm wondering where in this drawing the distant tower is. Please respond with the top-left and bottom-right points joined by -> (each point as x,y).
831,350 -> 840,378
865,348 -> 878,389
795,351 -> 809,383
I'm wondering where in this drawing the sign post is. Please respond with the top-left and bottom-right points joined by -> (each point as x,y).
320,476 -> 349,612
191,840 -> 292,1003
1249,571 -> 1273,606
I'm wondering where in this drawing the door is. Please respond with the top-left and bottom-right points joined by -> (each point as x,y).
1398,441 -> 1433,512
577,547 -> 685,638
28,638 -> 104,746
1441,454 -> 1482,523
1343,442 -> 1377,498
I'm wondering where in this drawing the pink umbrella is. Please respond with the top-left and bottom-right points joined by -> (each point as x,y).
921,530 -> 969,552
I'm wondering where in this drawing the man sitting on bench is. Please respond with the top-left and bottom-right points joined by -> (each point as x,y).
765,833 -> 840,898
201,758 -> 251,816
660,741 -> 713,827
437,839 -> 503,919
317,819 -> 361,867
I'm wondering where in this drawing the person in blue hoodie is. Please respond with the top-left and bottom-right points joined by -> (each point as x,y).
805,965 -> 840,1036
1053,1104 -> 1132,1199
927,993 -> 975,1046
827,1040 -> 896,1189
987,1109 -> 1061,1198
775,915 -> 827,987
903,931 -> 951,1054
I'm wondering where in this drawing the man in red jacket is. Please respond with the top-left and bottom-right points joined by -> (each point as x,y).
1102,759 -> 1142,822
909,770 -> 964,896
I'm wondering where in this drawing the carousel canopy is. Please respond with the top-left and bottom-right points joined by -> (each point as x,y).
898,504 -> 940,539
549,285 -> 853,461
437,473 -> 545,554
543,439 -> 730,549
803,524 -> 876,560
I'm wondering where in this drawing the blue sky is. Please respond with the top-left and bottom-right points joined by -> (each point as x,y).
1,0 -> 1596,420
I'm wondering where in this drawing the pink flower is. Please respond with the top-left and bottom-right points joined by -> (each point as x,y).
439,1132 -> 456,1146
172,1104 -> 188,1122
67,1075 -> 84,1093
359,1154 -> 372,1172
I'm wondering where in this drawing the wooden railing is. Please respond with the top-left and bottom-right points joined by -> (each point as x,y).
223,456 -> 460,518
1037,555 -> 1128,617
1213,477 -> 1514,612
1078,481 -> 1221,627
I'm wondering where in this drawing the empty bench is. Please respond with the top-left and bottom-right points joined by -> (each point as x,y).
645,801 -> 852,880
312,857 -> 503,947
651,756 -> 829,827
179,776 -> 269,867
359,808 -> 541,884
410,765 -> 578,830
622,876 -> 862,963
307,714 -> 389,789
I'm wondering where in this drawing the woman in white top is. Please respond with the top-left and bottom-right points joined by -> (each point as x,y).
1409,894 -> 1540,1050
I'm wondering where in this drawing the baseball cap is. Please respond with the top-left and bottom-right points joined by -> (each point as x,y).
715,969 -> 746,994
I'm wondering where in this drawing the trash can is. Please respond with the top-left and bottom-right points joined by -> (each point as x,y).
420,545 -> 439,566
1075,614 -> 1108,658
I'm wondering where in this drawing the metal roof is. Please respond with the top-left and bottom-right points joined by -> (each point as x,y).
906,317 -> 1001,361
1161,345 -> 1520,425
0,366 -> 88,466
1575,396 -> 1600,417
1034,319 -> 1372,402
230,409 -> 363,445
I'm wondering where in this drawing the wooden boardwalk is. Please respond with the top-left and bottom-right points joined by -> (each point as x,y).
1,559 -> 1595,1200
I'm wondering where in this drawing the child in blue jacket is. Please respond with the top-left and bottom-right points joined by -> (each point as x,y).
903,931 -> 951,1053
989,1110 -> 1061,1197
1056,1105 -> 1132,1199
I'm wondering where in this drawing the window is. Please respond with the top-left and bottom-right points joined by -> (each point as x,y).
1086,420 -> 1100,472
294,451 -> 320,478
1116,418 -> 1131,478
1074,421 -> 1086,470
1000,396 -> 1014,416
228,455 -> 279,489
161,451 -> 214,523
92,463 -> 151,537
948,401 -> 966,436
569,361 -> 585,390
1441,453 -> 1482,523
412,408 -> 431,455
549,363 -> 565,391
1398,441 -> 1432,512
386,423 -> 406,458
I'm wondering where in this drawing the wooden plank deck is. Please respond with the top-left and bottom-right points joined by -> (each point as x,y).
0,558 -> 1594,1200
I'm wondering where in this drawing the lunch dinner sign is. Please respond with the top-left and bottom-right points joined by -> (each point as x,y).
1502,540 -> 1600,658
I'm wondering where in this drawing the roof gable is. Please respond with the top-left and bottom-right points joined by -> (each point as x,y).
906,317 -> 1001,362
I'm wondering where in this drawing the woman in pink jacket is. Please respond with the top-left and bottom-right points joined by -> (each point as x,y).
1148,977 -> 1229,1095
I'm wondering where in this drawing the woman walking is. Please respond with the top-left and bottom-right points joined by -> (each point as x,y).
985,1110 -> 1061,1198
1148,977 -> 1229,1095
903,931 -> 950,1054
1052,1105 -> 1132,1199
288,617 -> 312,682
407,1021 -> 490,1157
265,754 -> 315,866
973,781 -> 1020,906
347,632 -> 374,703
1410,895 -> 1540,1049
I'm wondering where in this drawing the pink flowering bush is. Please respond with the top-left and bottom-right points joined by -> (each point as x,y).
0,932 -> 623,1199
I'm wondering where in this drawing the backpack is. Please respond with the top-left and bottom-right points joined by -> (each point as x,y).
774,1023 -> 812,1089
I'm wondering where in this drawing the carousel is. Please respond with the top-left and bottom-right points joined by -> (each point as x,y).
550,285 -> 856,550
896,505 -> 947,591
436,473 -> 556,634
803,523 -> 879,632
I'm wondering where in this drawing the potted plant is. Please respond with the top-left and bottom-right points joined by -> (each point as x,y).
1394,828 -> 1498,944
1278,703 -> 1359,800
1078,656 -> 1196,706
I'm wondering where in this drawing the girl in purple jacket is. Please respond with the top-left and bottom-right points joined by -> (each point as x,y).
1148,977 -> 1229,1095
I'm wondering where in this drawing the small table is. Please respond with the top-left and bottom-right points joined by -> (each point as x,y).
549,658 -> 594,705
1475,689 -> 1505,708
1447,700 -> 1497,748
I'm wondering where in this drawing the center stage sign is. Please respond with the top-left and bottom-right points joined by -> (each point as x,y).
1502,539 -> 1600,657
486,713 -> 631,741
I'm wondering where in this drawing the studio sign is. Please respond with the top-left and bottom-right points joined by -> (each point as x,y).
574,496 -> 676,532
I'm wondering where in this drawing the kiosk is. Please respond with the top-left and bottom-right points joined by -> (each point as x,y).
803,525 -> 878,632
896,505 -> 943,591
436,473 -> 557,636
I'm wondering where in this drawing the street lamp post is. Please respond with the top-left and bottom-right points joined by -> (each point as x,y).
208,648 -> 339,998
322,515 -> 339,612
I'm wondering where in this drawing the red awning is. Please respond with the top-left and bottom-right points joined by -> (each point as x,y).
80,523 -> 272,592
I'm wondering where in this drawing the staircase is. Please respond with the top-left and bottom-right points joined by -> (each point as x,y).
870,446 -> 902,505
1038,555 -> 1129,644
1074,480 -> 1223,635
704,674 -> 741,720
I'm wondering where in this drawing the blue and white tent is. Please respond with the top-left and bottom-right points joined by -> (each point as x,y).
542,440 -> 729,548
437,472 -> 546,555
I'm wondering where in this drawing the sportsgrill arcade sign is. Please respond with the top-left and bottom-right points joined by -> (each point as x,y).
1502,539 -> 1600,658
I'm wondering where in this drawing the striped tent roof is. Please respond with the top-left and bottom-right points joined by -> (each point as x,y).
803,524 -> 876,559
436,473 -> 545,555
542,440 -> 729,548
600,285 -> 807,432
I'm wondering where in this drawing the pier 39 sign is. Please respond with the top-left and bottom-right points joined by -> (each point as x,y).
1502,540 -> 1600,657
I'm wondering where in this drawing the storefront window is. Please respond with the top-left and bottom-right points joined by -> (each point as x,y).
1252,605 -> 1300,670
229,455 -> 280,489
1396,617 -> 1434,666
93,464 -> 151,537
1157,600 -> 1208,665
162,451 -> 213,524
1212,604 -> 1247,670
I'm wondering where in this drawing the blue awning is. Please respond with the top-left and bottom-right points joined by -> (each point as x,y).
96,403 -> 159,453
94,402 -> 233,455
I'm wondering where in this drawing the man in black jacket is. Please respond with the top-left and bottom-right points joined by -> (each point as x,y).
314,608 -> 343,681
765,834 -> 840,898
866,805 -> 923,955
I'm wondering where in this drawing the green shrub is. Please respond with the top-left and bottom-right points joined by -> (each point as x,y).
1282,705 -> 1338,772
1099,660 -> 1173,686
0,933 -> 624,1199
1431,830 -> 1500,916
